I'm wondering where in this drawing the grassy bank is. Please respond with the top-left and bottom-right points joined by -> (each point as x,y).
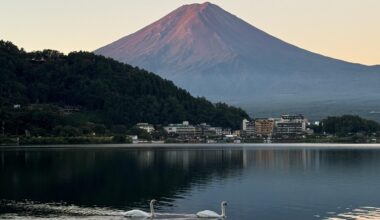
1,135 -> 378,146
0,136 -> 131,146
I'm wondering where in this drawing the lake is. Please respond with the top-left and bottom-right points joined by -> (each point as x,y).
1,145 -> 380,219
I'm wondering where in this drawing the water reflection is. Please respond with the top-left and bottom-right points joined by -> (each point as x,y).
1,147 -> 380,219
0,148 -> 245,208
326,206 -> 380,219
0,200 -> 202,219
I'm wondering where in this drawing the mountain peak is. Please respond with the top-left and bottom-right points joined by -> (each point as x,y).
95,2 -> 380,109
200,2 -> 212,6
94,2 -> 285,71
175,1 -> 219,19
95,1 -> 240,72
183,2 -> 215,9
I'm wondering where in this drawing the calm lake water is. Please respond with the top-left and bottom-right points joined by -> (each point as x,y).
1,145 -> 380,219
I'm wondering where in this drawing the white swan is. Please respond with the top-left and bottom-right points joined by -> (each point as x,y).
196,201 -> 227,218
124,199 -> 157,218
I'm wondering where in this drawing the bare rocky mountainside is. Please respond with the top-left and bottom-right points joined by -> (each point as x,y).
95,2 -> 380,120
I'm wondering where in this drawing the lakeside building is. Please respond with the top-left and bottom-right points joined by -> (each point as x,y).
241,119 -> 255,137
136,123 -> 155,133
164,121 -> 227,138
222,128 -> 232,136
232,130 -> 241,137
196,123 -> 219,137
205,128 -> 223,136
255,119 -> 275,136
240,115 -> 309,138
275,114 -> 308,136
127,135 -> 139,144
164,121 -> 196,137
242,119 -> 249,131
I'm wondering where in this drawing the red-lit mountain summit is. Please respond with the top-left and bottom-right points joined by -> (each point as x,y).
96,2 -> 380,118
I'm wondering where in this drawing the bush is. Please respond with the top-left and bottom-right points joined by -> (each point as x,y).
112,135 -> 127,143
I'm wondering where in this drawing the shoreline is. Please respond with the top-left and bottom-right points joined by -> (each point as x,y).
2,143 -> 380,149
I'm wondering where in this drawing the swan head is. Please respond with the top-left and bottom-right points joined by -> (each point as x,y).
150,199 -> 157,205
221,201 -> 228,218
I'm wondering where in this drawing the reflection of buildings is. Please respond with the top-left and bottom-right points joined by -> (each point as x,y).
135,150 -> 155,168
1,151 -> 4,169
241,148 -> 321,170
2,146 -> 378,209
131,147 -> 324,172
132,147 -> 323,172
163,150 -> 192,170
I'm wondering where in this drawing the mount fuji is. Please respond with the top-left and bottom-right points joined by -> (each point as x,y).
95,2 -> 380,119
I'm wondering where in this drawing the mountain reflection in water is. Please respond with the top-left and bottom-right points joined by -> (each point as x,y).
1,146 -> 380,219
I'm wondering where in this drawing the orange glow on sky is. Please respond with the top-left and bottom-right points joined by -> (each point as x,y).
1,0 -> 379,65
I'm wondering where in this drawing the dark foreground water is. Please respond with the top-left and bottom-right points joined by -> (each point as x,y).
1,145 -> 380,219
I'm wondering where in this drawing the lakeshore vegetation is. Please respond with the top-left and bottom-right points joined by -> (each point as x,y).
0,40 -> 248,143
1,40 -> 380,145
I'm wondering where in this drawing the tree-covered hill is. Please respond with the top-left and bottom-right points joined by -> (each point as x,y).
0,40 -> 249,135
320,115 -> 380,135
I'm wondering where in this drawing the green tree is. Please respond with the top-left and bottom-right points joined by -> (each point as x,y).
0,40 -> 250,138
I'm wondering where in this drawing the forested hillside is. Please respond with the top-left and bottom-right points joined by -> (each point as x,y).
0,40 -> 248,137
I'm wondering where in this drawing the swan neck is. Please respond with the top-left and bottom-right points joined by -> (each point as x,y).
150,202 -> 155,217
221,204 -> 226,217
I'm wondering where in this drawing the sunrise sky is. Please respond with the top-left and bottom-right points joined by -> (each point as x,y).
1,0 -> 379,65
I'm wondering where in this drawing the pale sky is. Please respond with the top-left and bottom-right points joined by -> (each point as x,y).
1,0 -> 379,65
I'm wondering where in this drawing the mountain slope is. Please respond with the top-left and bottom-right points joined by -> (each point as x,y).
95,2 -> 380,119
0,40 -> 249,129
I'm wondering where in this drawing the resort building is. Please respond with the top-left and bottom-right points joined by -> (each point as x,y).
242,119 -> 249,131
136,123 -> 155,133
196,123 -> 223,137
241,119 -> 255,137
255,119 -> 275,136
275,114 -> 308,136
210,127 -> 223,136
222,128 -> 232,136
232,130 -> 241,137
164,121 -> 196,136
